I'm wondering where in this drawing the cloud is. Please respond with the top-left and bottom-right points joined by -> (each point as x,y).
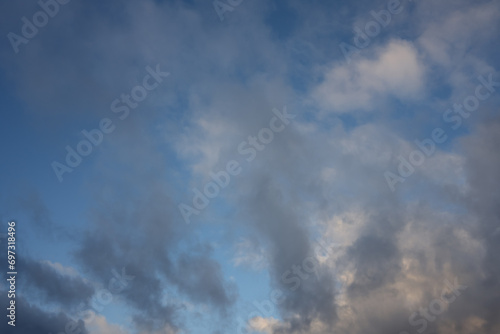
85,314 -> 131,334
18,257 -> 95,309
248,316 -> 281,334
313,39 -> 425,113
1,0 -> 500,333
232,238 -> 268,271
417,1 -> 500,69
71,129 -> 238,332
173,248 -> 238,312
0,295 -> 88,334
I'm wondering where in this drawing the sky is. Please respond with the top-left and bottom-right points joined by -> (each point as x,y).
0,0 -> 500,333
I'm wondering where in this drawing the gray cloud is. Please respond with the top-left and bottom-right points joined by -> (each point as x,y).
0,294 -> 88,334
17,257 -> 95,309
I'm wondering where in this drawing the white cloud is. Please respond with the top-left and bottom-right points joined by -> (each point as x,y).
40,260 -> 80,278
313,39 -> 425,113
86,315 -> 131,334
248,316 -> 281,334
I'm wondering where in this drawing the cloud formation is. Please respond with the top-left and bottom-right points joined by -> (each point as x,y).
0,0 -> 499,334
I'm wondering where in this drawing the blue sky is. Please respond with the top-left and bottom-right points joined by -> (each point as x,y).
1,0 -> 500,334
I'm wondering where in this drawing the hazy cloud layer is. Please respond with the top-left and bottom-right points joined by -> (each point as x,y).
0,0 -> 499,333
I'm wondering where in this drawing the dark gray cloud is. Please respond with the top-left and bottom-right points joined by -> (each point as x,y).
0,294 -> 88,334
17,257 -> 95,309
173,248 -> 238,311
